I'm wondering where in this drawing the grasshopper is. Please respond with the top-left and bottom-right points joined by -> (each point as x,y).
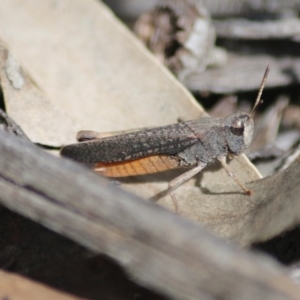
61,66 -> 269,211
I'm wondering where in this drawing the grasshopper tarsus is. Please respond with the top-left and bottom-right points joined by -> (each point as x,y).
246,190 -> 253,196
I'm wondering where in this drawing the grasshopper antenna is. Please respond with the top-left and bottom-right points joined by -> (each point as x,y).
250,65 -> 270,118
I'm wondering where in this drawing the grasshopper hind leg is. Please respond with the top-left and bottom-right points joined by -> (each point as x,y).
168,161 -> 207,213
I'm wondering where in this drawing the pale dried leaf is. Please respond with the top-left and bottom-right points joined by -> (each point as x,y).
0,42 -> 79,146
167,159 -> 300,246
0,0 -> 261,227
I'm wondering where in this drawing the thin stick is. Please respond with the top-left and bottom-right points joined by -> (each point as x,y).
250,65 -> 270,118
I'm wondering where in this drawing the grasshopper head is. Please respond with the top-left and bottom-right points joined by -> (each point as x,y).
224,65 -> 269,156
225,111 -> 254,155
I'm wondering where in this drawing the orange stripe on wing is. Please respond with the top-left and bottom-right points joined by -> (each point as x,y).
94,155 -> 180,177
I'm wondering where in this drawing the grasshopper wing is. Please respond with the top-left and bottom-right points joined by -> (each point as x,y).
61,122 -> 199,164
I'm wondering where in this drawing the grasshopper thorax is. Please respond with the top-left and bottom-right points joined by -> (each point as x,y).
224,111 -> 254,156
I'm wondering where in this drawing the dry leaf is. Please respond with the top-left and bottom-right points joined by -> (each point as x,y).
134,0 -> 219,79
0,0 -> 261,230
0,42 -> 79,146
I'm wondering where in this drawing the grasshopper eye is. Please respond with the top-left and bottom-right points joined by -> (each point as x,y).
230,119 -> 244,136
230,126 -> 244,136
229,114 -> 250,136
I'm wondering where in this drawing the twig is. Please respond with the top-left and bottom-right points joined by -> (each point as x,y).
0,130 -> 299,299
